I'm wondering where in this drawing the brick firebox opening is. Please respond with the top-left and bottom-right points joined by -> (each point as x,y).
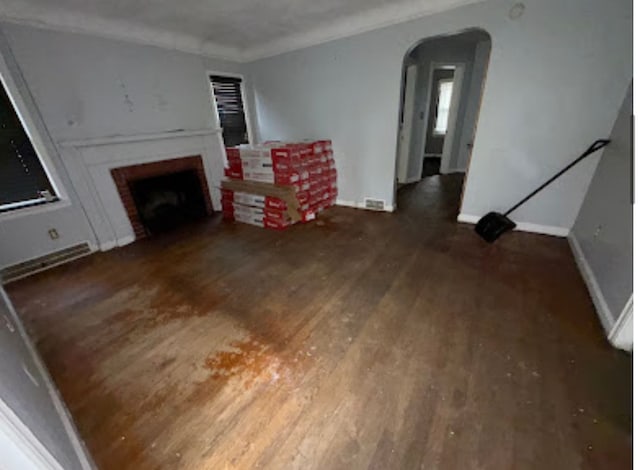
111,156 -> 214,240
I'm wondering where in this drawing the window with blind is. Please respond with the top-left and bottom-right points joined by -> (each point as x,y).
0,81 -> 56,212
209,75 -> 249,147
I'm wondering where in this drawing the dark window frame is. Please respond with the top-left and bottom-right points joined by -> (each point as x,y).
0,76 -> 58,213
208,74 -> 251,147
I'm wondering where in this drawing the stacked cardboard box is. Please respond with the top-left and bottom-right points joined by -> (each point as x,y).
222,140 -> 337,229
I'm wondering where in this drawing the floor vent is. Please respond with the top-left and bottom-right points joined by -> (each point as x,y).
364,198 -> 385,211
1,242 -> 93,284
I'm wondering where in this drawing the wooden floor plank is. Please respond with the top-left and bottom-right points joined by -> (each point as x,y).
7,175 -> 631,469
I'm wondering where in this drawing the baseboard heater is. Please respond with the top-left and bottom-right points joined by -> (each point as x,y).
1,242 -> 93,284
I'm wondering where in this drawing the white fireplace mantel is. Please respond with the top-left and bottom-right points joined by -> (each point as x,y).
59,128 -> 226,251
59,128 -> 221,148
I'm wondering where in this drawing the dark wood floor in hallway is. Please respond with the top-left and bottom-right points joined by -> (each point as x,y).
7,175 -> 631,470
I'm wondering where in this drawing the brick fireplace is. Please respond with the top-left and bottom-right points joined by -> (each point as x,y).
111,155 -> 214,239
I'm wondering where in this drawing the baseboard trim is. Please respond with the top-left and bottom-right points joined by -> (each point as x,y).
447,167 -> 467,174
99,241 -> 116,251
117,235 -> 136,247
457,213 -> 569,237
567,233 -> 615,332
608,296 -> 633,351
0,397 -> 64,470
336,199 -> 395,213
99,235 -> 136,252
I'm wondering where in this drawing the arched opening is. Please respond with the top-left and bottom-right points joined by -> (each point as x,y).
394,29 -> 491,217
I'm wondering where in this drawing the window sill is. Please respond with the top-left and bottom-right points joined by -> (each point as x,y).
0,199 -> 71,222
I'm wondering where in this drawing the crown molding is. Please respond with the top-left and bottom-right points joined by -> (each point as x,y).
0,0 -> 483,64
0,1 -> 241,62
238,0 -> 483,62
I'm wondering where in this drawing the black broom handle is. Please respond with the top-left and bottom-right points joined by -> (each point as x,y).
504,139 -> 611,217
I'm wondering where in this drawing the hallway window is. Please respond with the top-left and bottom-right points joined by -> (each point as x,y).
433,79 -> 453,135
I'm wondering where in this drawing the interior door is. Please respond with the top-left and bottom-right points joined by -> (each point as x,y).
396,64 -> 417,183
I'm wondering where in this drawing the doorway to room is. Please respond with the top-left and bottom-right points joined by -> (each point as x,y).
395,29 -> 491,211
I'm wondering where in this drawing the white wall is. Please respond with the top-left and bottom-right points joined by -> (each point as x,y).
570,84 -> 632,335
247,0 -> 632,229
0,288 -> 92,469
0,23 -> 249,267
0,27 -> 97,269
455,38 -> 490,171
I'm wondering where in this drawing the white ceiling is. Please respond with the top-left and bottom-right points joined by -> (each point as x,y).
0,0 -> 482,61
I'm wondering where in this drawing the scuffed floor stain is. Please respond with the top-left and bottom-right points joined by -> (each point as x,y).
203,334 -> 297,390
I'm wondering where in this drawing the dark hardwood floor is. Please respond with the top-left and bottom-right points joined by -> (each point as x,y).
7,174 -> 631,469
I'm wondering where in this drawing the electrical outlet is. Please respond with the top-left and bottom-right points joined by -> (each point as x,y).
48,228 -> 59,240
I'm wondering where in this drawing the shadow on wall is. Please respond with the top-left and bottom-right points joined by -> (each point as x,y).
395,28 -> 491,202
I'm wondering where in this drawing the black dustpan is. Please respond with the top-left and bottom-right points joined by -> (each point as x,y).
475,139 -> 610,243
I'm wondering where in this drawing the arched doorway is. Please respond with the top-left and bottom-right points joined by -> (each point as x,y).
395,29 -> 491,215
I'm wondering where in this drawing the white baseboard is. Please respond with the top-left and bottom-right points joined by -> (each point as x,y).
336,199 -> 395,213
608,297 -> 633,351
457,213 -> 569,237
446,167 -> 467,174
99,241 -> 116,251
567,233 -> 615,333
99,234 -> 135,252
117,235 -> 136,247
0,397 -> 64,470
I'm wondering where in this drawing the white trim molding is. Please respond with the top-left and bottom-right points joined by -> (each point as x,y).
59,128 -> 220,148
98,235 -> 136,252
336,199 -> 395,213
243,0 -> 483,61
568,233 -> 633,351
0,0 -> 484,63
0,398 -> 64,470
567,233 -> 615,332
0,3 -> 241,62
608,297 -> 633,351
457,213 -> 570,237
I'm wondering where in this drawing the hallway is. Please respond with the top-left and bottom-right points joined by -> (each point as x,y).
396,173 -> 464,220
6,175 -> 631,469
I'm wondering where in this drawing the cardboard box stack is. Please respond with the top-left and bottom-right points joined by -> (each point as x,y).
222,140 -> 337,229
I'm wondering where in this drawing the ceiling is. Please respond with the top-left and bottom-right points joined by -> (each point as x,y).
0,0 -> 482,62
